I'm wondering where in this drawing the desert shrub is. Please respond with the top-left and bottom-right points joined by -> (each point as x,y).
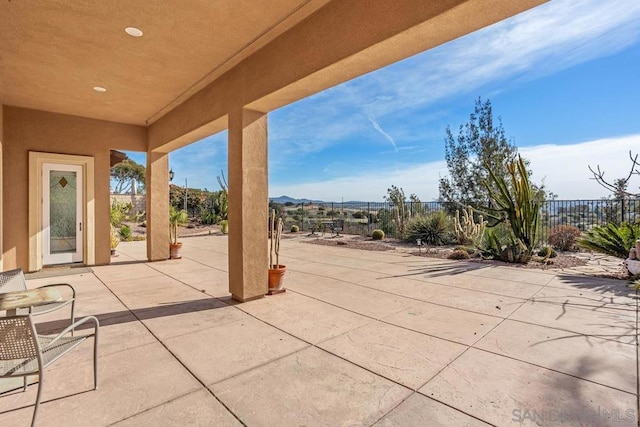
500,240 -> 532,263
448,249 -> 470,260
372,229 -> 385,240
110,199 -> 132,226
548,225 -> 582,251
199,209 -> 219,225
290,225 -> 299,233
220,220 -> 228,234
119,225 -> 132,241
455,246 -> 475,255
406,211 -> 453,246
578,222 -> 640,259
537,246 -> 557,258
352,211 -> 366,219
479,224 -> 531,263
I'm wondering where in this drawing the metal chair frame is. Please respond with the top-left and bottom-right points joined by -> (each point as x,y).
0,314 -> 99,427
0,268 -> 76,330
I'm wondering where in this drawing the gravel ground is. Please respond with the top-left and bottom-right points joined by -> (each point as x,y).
122,225 -> 628,279
301,233 -> 628,279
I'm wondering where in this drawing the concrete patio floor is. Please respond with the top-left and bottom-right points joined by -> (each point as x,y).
1,235 -> 637,426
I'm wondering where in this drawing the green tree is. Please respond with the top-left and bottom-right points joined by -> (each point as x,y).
439,98 -> 519,209
111,159 -> 146,194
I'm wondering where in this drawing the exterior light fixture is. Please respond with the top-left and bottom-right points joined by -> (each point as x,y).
169,169 -> 174,182
93,86 -> 107,92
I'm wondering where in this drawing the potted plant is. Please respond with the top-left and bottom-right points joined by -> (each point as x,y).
110,224 -> 120,256
268,209 -> 286,295
169,206 -> 188,259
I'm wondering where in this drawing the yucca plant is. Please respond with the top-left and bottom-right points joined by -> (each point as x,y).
578,222 -> 640,259
169,205 -> 188,244
482,155 -> 540,256
406,211 -> 453,246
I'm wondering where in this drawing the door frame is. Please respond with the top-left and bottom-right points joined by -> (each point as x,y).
29,152 -> 95,271
42,163 -> 84,265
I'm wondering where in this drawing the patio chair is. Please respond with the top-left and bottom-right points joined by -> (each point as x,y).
0,268 -> 75,327
0,314 -> 99,427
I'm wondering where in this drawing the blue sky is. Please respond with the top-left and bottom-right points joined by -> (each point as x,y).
127,0 -> 640,201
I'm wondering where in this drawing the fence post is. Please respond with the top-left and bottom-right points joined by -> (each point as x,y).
301,202 -> 305,232
620,198 -> 625,223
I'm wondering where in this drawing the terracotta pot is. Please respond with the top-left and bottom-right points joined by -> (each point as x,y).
268,265 -> 286,292
170,242 -> 183,259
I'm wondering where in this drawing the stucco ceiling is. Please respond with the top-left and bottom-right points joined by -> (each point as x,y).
0,0 -> 329,125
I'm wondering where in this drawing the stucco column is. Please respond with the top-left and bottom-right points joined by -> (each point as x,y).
146,151 -> 170,261
228,108 -> 268,302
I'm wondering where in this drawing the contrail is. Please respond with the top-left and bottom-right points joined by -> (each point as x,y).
367,115 -> 398,153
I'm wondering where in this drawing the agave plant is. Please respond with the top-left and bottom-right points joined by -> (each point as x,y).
482,155 -> 540,256
578,222 -> 640,259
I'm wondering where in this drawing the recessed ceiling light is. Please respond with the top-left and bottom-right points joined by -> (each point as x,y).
93,86 -> 107,92
125,27 -> 143,37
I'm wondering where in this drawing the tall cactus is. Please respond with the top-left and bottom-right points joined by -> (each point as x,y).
269,209 -> 283,269
453,205 -> 485,245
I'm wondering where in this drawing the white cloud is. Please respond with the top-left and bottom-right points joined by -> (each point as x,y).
356,0 -> 640,116
270,0 -> 640,162
270,134 -> 640,201
522,134 -> 640,199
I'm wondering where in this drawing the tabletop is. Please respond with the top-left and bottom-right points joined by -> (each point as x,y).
0,287 -> 62,312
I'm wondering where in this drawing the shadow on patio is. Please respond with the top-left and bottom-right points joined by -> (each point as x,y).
1,235 -> 637,426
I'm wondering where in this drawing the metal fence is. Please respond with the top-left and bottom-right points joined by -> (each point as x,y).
273,199 -> 640,241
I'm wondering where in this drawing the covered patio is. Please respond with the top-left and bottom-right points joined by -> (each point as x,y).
1,236 -> 636,426
0,0 -> 546,302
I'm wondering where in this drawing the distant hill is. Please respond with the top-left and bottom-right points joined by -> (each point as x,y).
269,195 -> 325,205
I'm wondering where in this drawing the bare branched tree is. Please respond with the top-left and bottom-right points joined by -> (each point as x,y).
588,151 -> 640,198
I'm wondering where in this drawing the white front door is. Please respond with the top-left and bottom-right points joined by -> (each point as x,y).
42,163 -> 84,265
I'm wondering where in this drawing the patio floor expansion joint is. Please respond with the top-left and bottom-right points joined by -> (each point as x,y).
93,272 -> 248,427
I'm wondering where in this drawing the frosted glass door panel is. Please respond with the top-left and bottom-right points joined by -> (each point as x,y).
43,164 -> 83,265
49,170 -> 77,254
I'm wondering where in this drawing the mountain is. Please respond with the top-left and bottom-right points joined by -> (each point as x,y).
269,195 -> 326,204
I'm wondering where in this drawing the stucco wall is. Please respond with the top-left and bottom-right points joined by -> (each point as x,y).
2,106 -> 146,271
